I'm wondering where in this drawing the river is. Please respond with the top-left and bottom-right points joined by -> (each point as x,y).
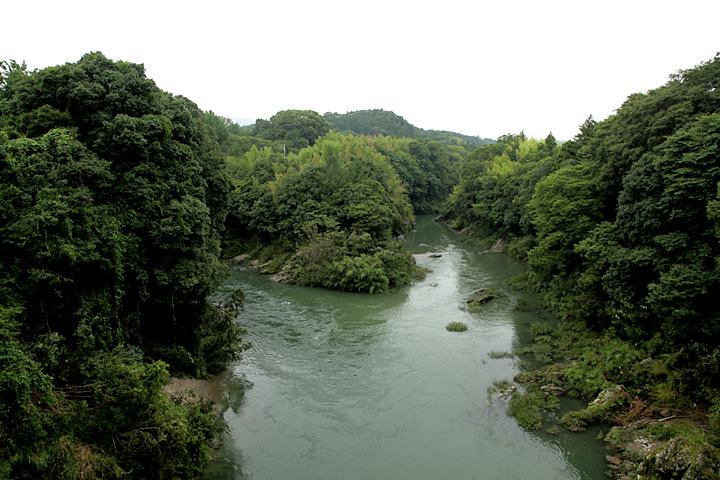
203,216 -> 608,480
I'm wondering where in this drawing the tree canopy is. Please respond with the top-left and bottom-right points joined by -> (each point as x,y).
324,108 -> 494,148
0,52 -> 239,478
442,54 -> 720,401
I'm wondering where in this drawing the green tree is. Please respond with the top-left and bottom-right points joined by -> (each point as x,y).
257,109 -> 330,150
0,52 -> 238,477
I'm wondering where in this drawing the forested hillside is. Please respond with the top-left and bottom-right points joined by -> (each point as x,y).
193,106 -> 464,294
323,109 -> 495,149
443,55 -> 720,478
213,128 -> 459,291
0,53 -> 241,478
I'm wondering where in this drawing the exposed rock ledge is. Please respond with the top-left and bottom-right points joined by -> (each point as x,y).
163,376 -> 223,404
489,237 -> 507,252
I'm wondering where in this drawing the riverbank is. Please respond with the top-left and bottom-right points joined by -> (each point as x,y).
164,375 -> 224,404
499,312 -> 720,479
444,221 -> 720,479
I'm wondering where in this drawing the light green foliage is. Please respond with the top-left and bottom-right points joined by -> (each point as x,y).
462,288 -> 497,312
444,132 -> 558,236
527,162 -> 602,289
517,322 -> 656,401
489,379 -> 511,392
287,231 -> 418,293
507,390 -> 559,430
710,399 -> 720,435
560,386 -> 631,431
327,254 -> 389,293
222,132 -> 424,292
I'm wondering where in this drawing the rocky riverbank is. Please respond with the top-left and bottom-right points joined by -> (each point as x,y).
164,375 -> 224,404
493,321 -> 720,479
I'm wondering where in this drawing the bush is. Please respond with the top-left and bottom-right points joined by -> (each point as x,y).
446,322 -> 468,332
507,390 -> 559,430
288,232 -> 419,293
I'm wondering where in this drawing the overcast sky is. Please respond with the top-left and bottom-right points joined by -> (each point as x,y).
4,0 -> 719,140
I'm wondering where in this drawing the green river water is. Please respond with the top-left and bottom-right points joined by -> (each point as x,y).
203,216 -> 608,480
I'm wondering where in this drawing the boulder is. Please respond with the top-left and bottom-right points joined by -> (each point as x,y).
230,253 -> 249,264
467,288 -> 495,305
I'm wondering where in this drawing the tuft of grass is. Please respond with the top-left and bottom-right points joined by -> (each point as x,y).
488,350 -> 514,359
446,321 -> 468,332
490,379 -> 511,392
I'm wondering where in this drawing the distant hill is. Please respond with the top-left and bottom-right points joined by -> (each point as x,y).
231,117 -> 255,126
323,109 -> 494,147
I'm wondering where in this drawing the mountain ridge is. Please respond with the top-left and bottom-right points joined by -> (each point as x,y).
323,109 -> 494,147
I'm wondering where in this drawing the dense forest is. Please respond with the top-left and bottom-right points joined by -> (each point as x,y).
3,49 -> 720,479
203,109 -> 465,293
442,55 -> 720,399
323,109 -> 495,148
0,53 -> 241,478
443,55 -> 720,477
0,53 -> 469,478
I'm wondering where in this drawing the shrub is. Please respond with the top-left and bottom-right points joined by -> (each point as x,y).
507,390 -> 559,430
446,322 -> 468,332
488,350 -> 513,359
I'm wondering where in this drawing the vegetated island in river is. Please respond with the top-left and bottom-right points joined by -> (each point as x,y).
441,54 -> 720,479
2,49 -> 720,480
0,53 -> 464,478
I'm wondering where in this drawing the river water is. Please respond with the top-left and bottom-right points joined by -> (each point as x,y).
203,216 -> 608,480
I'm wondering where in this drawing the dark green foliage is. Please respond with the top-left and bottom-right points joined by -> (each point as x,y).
285,232 -> 417,293
0,53 -> 240,477
70,352 -> 222,479
400,139 -> 455,213
445,54 -> 720,405
323,109 -> 494,148
0,307 -> 57,477
196,290 -> 246,376
254,109 -> 330,151
325,109 -> 417,138
488,350 -> 513,359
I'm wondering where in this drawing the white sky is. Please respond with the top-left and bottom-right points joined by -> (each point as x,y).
4,0 -> 719,140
